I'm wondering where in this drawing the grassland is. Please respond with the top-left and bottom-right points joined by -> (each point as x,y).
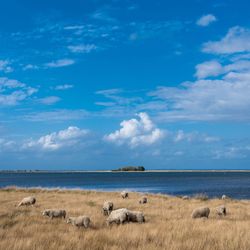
0,188 -> 249,250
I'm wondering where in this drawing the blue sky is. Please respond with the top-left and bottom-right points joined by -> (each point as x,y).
1,0 -> 250,170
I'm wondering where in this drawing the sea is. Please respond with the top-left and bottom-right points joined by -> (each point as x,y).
1,171 -> 250,199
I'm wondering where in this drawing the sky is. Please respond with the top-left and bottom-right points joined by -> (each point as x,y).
1,0 -> 250,170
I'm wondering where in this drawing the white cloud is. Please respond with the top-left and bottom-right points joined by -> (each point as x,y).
0,60 -> 13,73
213,147 -> 249,159
174,130 -> 219,143
195,60 -> 223,78
150,71 -> 250,122
195,60 -> 250,79
64,25 -> 84,30
91,9 -> 116,23
54,84 -> 74,90
0,77 -> 37,106
22,64 -> 39,71
22,109 -> 88,122
68,44 -> 97,53
104,112 -> 165,147
202,26 -> 250,54
0,138 -> 16,151
45,59 -> 75,68
38,96 -> 61,105
196,14 -> 217,27
23,126 -> 88,151
150,27 -> 250,122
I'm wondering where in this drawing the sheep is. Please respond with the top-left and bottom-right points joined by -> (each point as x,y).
42,209 -> 66,219
216,205 -> 226,216
222,195 -> 230,200
66,216 -> 91,228
103,201 -> 114,216
18,196 -> 36,207
107,208 -> 128,225
182,195 -> 189,200
127,210 -> 145,223
191,207 -> 210,219
139,196 -> 147,204
121,191 -> 128,199
107,208 -> 145,225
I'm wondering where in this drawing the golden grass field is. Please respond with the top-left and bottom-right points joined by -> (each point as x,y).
0,188 -> 249,250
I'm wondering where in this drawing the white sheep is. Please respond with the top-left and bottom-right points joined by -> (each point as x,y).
216,205 -> 226,216
121,191 -> 128,199
107,208 -> 128,225
191,207 -> 210,219
127,210 -> 145,223
222,195 -> 230,200
103,201 -> 114,215
42,209 -> 66,219
67,216 -> 91,228
18,196 -> 36,207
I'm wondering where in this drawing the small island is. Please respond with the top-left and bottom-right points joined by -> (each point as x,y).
112,166 -> 145,172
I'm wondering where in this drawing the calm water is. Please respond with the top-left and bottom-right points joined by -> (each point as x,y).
1,172 -> 250,199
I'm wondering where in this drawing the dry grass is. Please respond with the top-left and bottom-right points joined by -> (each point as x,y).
0,188 -> 249,250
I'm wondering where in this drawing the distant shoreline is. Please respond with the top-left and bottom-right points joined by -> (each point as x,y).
1,169 -> 250,173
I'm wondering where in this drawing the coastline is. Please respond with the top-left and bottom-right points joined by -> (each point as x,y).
1,169 -> 250,173
1,186 -> 250,202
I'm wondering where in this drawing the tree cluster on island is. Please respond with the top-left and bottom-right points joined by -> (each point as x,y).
112,166 -> 145,172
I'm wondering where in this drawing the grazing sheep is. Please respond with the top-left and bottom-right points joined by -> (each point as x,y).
216,205 -> 226,216
182,195 -> 189,200
191,207 -> 210,219
18,196 -> 36,207
107,208 -> 128,225
67,216 -> 91,228
127,210 -> 145,223
103,201 -> 114,215
42,209 -> 66,219
121,191 -> 128,199
222,195 -> 230,200
139,196 -> 147,204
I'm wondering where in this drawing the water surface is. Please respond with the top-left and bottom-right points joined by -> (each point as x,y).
1,171 -> 250,199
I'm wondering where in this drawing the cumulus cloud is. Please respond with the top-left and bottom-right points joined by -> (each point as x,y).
0,77 -> 37,106
45,59 -> 75,68
202,26 -> 250,54
0,60 -> 13,73
196,14 -> 217,27
23,126 -> 88,151
104,112 -> 165,147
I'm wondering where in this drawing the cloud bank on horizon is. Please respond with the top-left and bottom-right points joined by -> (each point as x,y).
0,0 -> 250,170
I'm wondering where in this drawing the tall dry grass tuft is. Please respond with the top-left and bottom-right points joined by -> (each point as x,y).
0,188 -> 249,250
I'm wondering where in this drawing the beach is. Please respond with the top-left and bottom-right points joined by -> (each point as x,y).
0,188 -> 249,250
